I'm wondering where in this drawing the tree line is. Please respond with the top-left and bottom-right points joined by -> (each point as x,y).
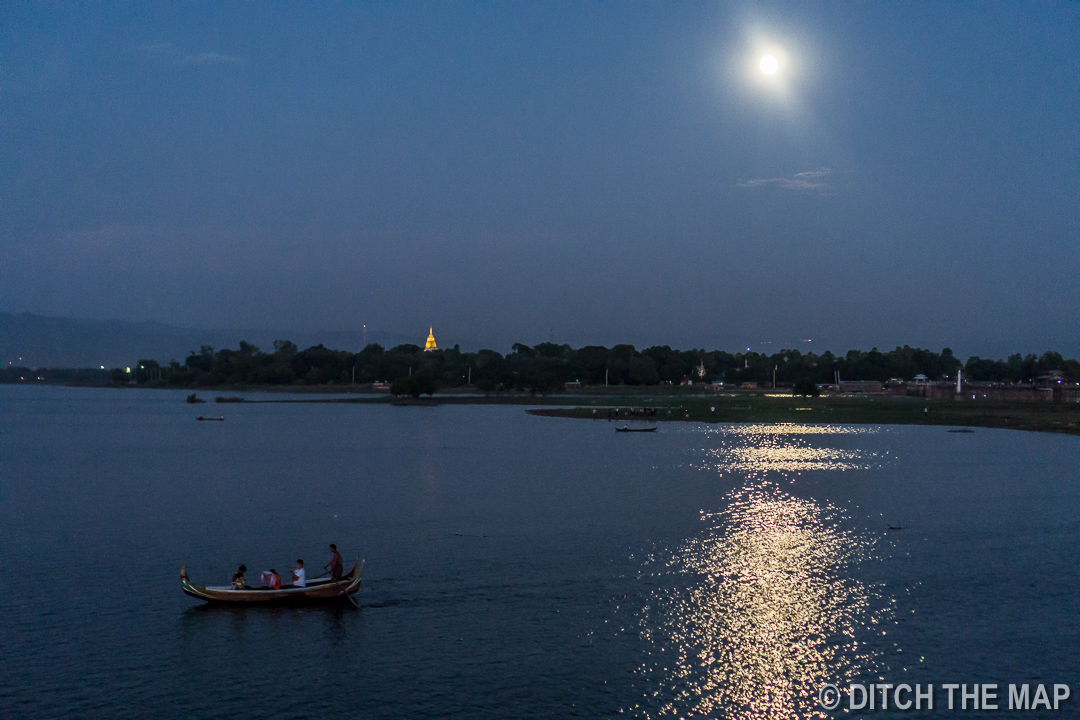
75,341 -> 1080,395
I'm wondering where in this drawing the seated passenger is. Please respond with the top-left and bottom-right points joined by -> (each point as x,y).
261,569 -> 281,589
232,564 -> 247,590
291,559 -> 306,588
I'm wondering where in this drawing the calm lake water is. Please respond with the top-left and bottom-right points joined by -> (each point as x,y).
1,386 -> 1078,719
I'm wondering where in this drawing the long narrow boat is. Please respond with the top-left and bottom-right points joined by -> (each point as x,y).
615,426 -> 658,433
181,557 -> 364,603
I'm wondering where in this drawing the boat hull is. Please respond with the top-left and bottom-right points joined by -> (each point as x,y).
181,559 -> 364,604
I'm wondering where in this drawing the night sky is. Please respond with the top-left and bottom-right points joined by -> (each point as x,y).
3,3 -> 1078,356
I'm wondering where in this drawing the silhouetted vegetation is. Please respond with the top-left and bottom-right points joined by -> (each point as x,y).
390,373 -> 438,398
83,341 -> 1080,392
4,342 -> 1078,391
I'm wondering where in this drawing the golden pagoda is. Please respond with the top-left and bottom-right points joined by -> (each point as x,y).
424,327 -> 437,351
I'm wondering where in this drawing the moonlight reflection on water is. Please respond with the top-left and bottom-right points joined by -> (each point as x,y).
631,425 -> 889,719
696,424 -> 882,474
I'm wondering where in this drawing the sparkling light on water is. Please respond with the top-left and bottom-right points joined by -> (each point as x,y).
695,424 -> 881,474
714,424 -> 877,437
629,424 -> 889,719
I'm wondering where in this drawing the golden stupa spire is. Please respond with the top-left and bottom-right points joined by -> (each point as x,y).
424,327 -> 437,351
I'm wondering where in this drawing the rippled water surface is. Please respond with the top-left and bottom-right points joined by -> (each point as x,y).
2,387 -> 1077,718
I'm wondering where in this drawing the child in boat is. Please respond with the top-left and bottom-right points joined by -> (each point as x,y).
232,565 -> 247,590
291,559 -> 306,587
260,569 -> 281,589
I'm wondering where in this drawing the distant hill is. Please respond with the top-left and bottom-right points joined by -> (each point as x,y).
0,312 -> 423,368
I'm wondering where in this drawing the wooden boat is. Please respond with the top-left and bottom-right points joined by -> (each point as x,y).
181,558 -> 364,603
616,426 -> 658,433
196,416 -> 226,421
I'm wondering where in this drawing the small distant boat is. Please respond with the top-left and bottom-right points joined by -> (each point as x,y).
181,558 -> 364,604
616,426 -> 658,433
196,416 -> 225,421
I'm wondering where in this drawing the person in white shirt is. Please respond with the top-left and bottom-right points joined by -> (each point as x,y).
291,559 -> 306,587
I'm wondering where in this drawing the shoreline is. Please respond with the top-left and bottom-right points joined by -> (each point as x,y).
237,391 -> 1080,436
7,383 -> 1079,435
524,396 -> 1080,436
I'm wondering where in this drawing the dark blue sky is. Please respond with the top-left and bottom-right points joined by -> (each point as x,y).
3,3 -> 1078,356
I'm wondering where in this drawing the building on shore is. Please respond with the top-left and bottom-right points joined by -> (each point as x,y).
838,380 -> 884,394
424,327 -> 437,352
896,380 -> 1079,403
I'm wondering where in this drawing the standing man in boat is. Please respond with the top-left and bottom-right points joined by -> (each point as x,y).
324,544 -> 343,581
291,559 -> 306,587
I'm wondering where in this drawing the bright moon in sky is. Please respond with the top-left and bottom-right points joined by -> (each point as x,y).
760,55 -> 779,75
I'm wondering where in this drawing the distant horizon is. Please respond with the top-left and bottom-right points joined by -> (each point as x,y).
6,308 -> 1079,363
3,310 -> 1077,369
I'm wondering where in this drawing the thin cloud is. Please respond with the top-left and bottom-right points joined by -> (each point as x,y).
181,52 -> 245,65
137,42 -> 176,57
737,168 -> 833,192
137,43 -> 245,66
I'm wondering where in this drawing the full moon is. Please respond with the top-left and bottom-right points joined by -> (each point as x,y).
760,55 -> 779,75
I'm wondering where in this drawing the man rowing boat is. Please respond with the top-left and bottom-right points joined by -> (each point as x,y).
324,544 -> 344,581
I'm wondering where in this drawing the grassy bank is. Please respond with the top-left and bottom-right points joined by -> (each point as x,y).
526,395 -> 1080,436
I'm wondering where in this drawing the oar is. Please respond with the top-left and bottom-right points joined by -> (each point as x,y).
339,562 -> 363,608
